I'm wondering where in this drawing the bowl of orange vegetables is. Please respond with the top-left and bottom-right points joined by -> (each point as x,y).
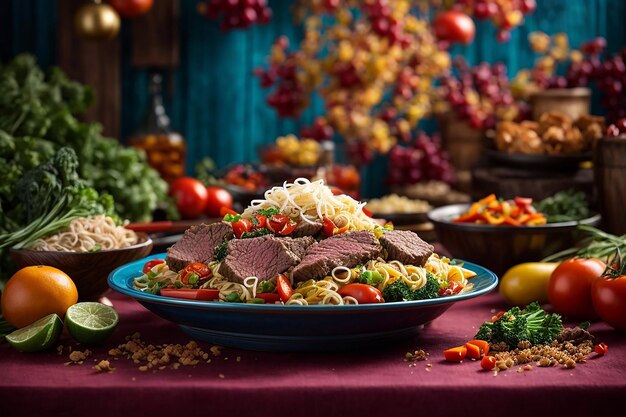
428,194 -> 600,276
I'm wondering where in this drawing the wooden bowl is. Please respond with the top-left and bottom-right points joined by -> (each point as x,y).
428,204 -> 601,277
9,233 -> 153,301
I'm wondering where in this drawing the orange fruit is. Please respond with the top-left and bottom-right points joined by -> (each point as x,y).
1,265 -> 78,328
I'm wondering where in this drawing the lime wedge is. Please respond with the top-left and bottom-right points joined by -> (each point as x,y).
6,314 -> 63,352
65,302 -> 119,345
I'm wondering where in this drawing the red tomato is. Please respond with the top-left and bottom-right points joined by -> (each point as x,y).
253,215 -> 267,230
594,342 -> 608,355
220,207 -> 238,217
255,293 -> 281,304
277,222 -> 296,236
205,186 -> 233,218
433,10 -> 476,44
337,283 -> 384,304
268,214 -> 289,233
179,262 -> 212,285
142,259 -> 165,274
276,274 -> 294,302
480,355 -> 496,370
169,177 -> 209,219
592,275 -> 626,331
548,258 -> 606,320
514,197 -> 533,207
160,288 -> 219,301
232,218 -> 253,238
109,0 -> 153,18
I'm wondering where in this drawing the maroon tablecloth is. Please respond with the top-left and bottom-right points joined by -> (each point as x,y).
1,289 -> 625,417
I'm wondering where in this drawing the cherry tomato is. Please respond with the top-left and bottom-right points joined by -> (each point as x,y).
142,259 -> 165,274
548,258 -> 606,320
322,215 -> 350,236
481,355 -> 496,370
433,10 -> 475,45
594,342 -> 608,355
255,293 -> 281,304
220,207 -> 238,217
169,177 -> 209,219
337,283 -> 384,304
109,0 -> 153,18
268,214 -> 289,233
160,288 -> 219,301
253,214 -> 267,230
276,274 -> 294,302
592,274 -> 626,331
179,262 -> 211,285
277,222 -> 296,236
232,218 -> 253,238
205,186 -> 233,218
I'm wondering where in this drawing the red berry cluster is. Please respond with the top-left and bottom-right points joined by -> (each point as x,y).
199,0 -> 271,31
363,0 -> 411,46
606,118 -> 626,138
386,133 -> 455,186
441,59 -> 525,130
254,37 -> 308,118
459,0 -> 536,42
567,42 -> 626,122
300,117 -> 334,141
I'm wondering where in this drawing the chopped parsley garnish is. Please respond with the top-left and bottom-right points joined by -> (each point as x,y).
241,228 -> 272,239
223,213 -> 241,223
214,239 -> 229,262
257,207 -> 280,217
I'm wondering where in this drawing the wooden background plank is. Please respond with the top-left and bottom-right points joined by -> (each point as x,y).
1,0 -> 625,197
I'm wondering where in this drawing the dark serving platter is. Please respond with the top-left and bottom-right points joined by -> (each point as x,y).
484,149 -> 592,171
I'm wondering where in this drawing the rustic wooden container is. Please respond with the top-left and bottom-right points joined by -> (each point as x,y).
530,88 -> 591,121
594,137 -> 626,235
438,113 -> 485,171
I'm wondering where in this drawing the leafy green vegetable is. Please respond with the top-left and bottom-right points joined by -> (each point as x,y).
474,302 -> 563,347
535,189 -> 590,223
223,213 -> 240,223
257,280 -> 276,293
382,272 -> 439,302
0,54 -> 172,223
225,292 -> 242,303
214,239 -> 229,262
241,228 -> 272,239
0,148 -> 115,250
543,225 -> 626,262
257,207 -> 280,217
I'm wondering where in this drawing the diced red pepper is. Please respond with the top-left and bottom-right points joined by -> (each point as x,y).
514,196 -> 533,207
142,259 -> 165,274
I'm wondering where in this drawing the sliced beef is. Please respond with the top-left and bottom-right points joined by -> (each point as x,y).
291,231 -> 382,282
279,236 -> 316,260
292,219 -> 323,237
379,230 -> 433,266
165,222 -> 233,271
218,236 -> 312,283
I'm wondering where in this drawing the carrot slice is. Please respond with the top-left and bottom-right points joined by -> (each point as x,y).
467,339 -> 490,356
443,346 -> 467,362
464,342 -> 481,359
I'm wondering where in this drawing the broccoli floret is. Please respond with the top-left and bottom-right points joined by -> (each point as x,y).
382,272 -> 440,302
474,302 -> 563,347
413,272 -> 440,300
382,280 -> 413,302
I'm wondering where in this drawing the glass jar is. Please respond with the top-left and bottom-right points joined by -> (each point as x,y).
129,72 -> 186,183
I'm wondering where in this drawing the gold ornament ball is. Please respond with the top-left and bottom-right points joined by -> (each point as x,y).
74,3 -> 121,40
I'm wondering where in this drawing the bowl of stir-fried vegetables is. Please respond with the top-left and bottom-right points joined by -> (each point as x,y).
428,194 -> 600,276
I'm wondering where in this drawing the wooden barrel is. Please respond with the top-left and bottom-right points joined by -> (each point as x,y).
594,137 -> 626,235
438,113 -> 485,171
530,88 -> 591,121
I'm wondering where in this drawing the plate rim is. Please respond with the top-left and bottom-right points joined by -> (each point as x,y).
108,253 -> 498,312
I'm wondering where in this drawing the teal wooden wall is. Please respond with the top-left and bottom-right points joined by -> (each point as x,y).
2,0 -> 626,197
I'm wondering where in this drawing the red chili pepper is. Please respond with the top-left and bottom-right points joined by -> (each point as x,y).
594,342 -> 608,355
276,274 -> 294,302
491,311 -> 505,322
160,288 -> 220,301
254,293 -> 281,304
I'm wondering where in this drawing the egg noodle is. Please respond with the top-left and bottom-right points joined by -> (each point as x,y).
242,178 -> 379,231
133,254 -> 476,305
31,215 -> 138,252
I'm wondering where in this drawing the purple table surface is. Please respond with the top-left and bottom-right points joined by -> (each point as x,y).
1,289 -> 625,417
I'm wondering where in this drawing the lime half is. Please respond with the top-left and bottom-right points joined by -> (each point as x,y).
65,302 -> 119,345
6,314 -> 63,352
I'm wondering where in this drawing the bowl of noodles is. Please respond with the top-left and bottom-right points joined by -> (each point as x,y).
10,215 -> 153,301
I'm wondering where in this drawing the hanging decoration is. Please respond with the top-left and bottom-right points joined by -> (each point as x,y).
74,0 -> 121,40
109,0 -> 154,18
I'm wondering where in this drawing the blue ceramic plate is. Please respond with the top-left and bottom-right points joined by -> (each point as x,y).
108,254 -> 498,352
